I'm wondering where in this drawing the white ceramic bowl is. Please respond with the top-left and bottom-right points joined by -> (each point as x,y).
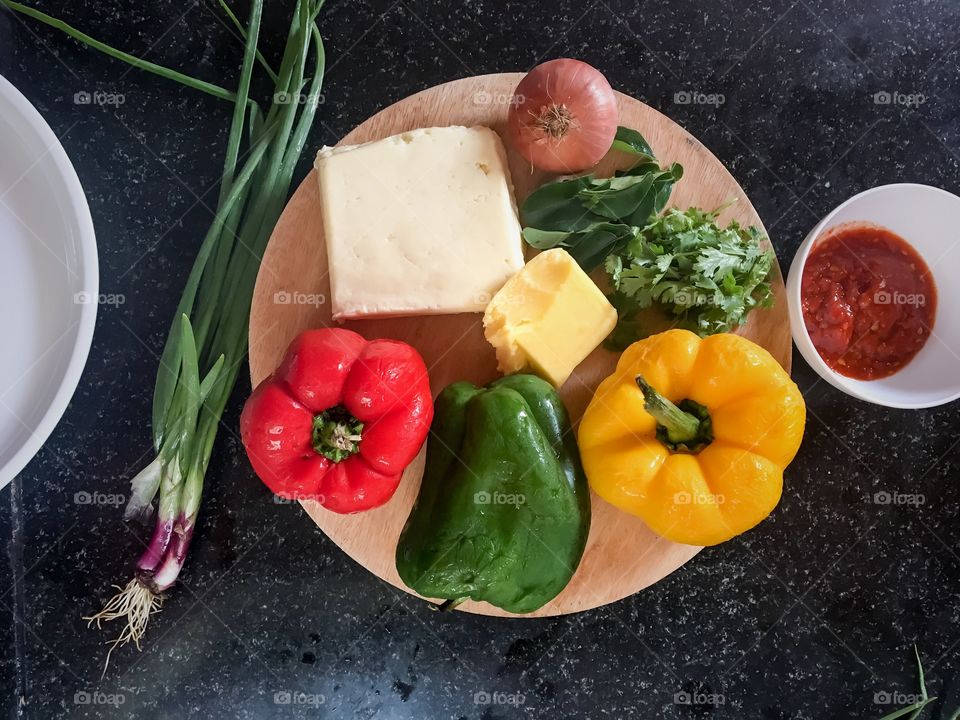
787,183 -> 960,409
0,74 -> 98,487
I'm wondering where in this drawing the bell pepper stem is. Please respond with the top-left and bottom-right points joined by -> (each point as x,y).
312,405 -> 363,462
635,375 -> 714,454
635,375 -> 700,444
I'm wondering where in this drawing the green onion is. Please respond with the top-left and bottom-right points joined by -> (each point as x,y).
218,0 -> 279,83
2,0 -> 328,670
877,700 -> 937,720
874,647 -> 938,720
0,0 -> 240,103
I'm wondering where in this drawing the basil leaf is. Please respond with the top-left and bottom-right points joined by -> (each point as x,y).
654,179 -> 675,213
567,230 -> 624,271
618,158 -> 662,177
625,174 -> 664,227
580,174 -> 656,220
610,126 -> 655,158
565,224 -> 636,271
522,227 -> 576,250
520,221 -> 638,272
520,175 -> 598,231
649,164 -> 683,217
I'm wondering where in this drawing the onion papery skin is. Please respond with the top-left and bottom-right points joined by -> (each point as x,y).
508,58 -> 619,173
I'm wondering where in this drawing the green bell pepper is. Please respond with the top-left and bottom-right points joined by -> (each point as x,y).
395,374 -> 591,614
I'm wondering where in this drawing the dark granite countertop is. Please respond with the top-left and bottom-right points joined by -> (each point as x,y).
2,0 -> 960,717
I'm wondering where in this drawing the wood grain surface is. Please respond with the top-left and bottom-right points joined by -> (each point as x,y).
247,73 -> 791,617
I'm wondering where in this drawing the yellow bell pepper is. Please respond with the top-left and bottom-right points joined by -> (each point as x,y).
578,329 -> 805,546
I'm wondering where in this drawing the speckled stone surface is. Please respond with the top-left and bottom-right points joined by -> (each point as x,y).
2,0 -> 960,717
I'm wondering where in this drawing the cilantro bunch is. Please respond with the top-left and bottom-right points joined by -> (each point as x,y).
605,207 -> 775,348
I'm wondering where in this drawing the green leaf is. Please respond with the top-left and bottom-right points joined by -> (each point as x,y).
198,355 -> 226,405
610,126 -> 655,158
875,698 -> 937,720
618,158 -> 662,177
567,227 -> 631,271
574,166 -> 679,230
627,173 -> 673,226
176,315 -> 203,475
869,645 -> 937,720
915,646 -> 927,699
526,222 -> 637,272
520,176 -> 599,231
522,227 -> 576,250
579,174 -> 656,220
655,163 -> 683,208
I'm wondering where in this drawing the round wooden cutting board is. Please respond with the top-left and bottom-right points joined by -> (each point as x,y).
248,73 -> 791,617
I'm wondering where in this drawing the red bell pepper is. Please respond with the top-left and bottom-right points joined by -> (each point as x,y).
240,328 -> 433,513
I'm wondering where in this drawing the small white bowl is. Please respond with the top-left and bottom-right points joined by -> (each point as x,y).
787,183 -> 960,409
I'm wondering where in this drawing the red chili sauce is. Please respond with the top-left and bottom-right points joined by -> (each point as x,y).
800,223 -> 936,380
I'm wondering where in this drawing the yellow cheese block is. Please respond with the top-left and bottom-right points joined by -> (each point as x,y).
483,248 -> 618,387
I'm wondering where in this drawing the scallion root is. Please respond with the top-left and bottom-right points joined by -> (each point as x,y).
84,578 -> 163,676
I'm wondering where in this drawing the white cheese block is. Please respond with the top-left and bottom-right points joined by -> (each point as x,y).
314,126 -> 526,320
